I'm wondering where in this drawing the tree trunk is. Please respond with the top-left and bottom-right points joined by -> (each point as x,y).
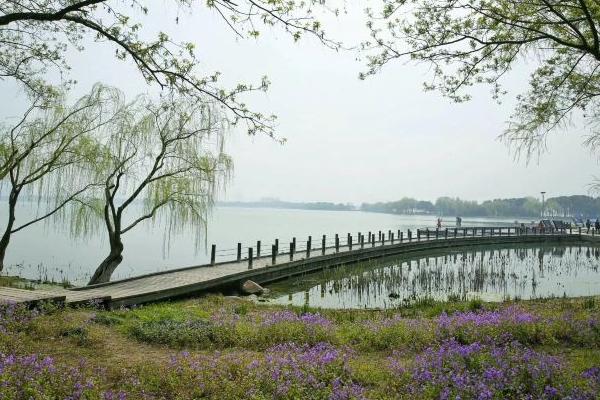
88,234 -> 124,285
0,189 -> 19,272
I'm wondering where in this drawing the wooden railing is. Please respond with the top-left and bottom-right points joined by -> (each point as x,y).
207,225 -> 585,270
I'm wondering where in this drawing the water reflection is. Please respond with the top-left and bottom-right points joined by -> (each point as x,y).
266,244 -> 600,309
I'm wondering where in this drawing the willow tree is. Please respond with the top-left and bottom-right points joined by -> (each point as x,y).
362,0 -> 600,156
1,0 -> 339,136
72,94 -> 232,285
0,84 -> 121,271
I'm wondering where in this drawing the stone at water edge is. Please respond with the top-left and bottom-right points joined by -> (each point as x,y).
241,280 -> 264,295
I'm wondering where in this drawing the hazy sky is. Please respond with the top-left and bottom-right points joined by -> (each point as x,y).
2,2 -> 599,204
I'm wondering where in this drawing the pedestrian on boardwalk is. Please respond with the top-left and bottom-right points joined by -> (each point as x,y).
437,218 -> 442,229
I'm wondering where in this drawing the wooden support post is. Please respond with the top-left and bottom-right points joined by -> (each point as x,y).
348,234 -> 353,250
391,232 -> 395,244
210,244 -> 216,265
435,229 -> 439,239
426,229 -> 430,240
445,228 -> 448,239
388,230 -> 392,243
292,237 -> 296,250
248,248 -> 253,269
368,231 -> 372,242
322,235 -> 326,255
463,228 -> 466,237
579,227 -> 582,236
454,228 -> 457,238
400,231 -> 404,242
271,244 -> 276,265
570,227 -> 572,235
381,232 -> 385,245
290,242 -> 294,261
361,234 -> 365,249
257,241 -> 261,258
371,234 -> 375,247
417,230 -> 421,241
307,236 -> 312,257
237,243 -> 242,262
275,239 -> 279,255
407,230 -> 411,242
335,234 -> 340,252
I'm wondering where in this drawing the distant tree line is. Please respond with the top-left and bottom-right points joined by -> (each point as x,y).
221,199 -> 354,212
361,196 -> 600,219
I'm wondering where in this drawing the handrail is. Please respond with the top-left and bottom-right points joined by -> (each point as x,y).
205,224 -> 587,269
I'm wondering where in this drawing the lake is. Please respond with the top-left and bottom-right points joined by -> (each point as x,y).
2,203 -> 517,284
265,243 -> 600,309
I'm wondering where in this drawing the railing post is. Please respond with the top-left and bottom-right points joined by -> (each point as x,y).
372,234 -> 375,247
445,228 -> 448,239
348,233 -> 353,250
368,231 -> 372,243
378,230 -> 382,242
271,244 -> 276,265
435,228 -> 439,239
257,240 -> 261,258
275,239 -> 279,255
463,228 -> 466,237
400,231 -> 404,242
570,227 -> 572,235
391,232 -> 395,244
417,230 -> 421,241
210,244 -> 216,265
335,234 -> 340,252
307,236 -> 312,257
579,227 -> 582,236
426,229 -> 430,240
237,243 -> 242,262
361,234 -> 365,248
408,230 -> 411,242
248,248 -> 253,269
293,237 -> 296,251
290,242 -> 294,261
381,232 -> 385,245
454,228 -> 457,238
322,235 -> 326,255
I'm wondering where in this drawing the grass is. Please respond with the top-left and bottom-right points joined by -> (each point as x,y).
2,295 -> 600,398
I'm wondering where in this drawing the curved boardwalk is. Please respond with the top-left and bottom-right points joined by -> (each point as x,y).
2,227 -> 597,308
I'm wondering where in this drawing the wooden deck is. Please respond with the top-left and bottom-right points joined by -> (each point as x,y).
1,228 -> 596,308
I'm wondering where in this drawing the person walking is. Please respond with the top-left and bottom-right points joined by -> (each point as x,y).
437,218 -> 442,229
595,218 -> 600,232
586,219 -> 591,233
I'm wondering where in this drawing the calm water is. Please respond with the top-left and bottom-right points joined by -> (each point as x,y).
266,243 -> 600,309
2,202 -> 515,284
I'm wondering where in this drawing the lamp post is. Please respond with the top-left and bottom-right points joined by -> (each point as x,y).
541,191 -> 546,218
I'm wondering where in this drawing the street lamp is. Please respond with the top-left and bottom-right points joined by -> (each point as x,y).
540,191 -> 546,218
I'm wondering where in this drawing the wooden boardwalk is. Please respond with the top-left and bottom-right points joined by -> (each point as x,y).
1,227 -> 596,308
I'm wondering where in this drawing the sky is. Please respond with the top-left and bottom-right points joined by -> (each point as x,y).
1,1 -> 599,205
